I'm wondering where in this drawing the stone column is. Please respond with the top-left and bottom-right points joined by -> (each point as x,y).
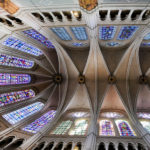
83,116 -> 98,150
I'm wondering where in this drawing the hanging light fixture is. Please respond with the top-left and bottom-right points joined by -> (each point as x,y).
79,0 -> 98,11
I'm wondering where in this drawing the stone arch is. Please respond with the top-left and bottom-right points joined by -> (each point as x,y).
118,143 -> 125,150
33,141 -> 45,150
4,138 -> 24,150
44,141 -> 54,150
64,142 -> 72,150
0,136 -> 15,148
98,142 -> 105,150
108,142 -> 115,150
138,143 -> 146,150
53,142 -> 63,150
128,143 -> 135,150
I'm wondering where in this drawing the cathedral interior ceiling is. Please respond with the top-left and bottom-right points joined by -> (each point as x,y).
0,1 -> 150,149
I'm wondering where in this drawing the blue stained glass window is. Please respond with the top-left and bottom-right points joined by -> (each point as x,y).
0,73 -> 31,85
22,110 -> 56,133
23,29 -> 55,48
117,26 -> 139,40
115,120 -> 136,136
70,27 -> 88,40
106,42 -> 120,47
99,26 -> 117,40
72,42 -> 87,47
0,54 -> 34,69
141,43 -> 150,47
3,37 -> 42,56
51,27 -> 72,41
0,89 -> 35,107
144,33 -> 150,40
3,102 -> 44,124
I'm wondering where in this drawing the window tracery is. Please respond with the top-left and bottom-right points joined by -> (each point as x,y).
0,89 -> 35,107
72,42 -> 87,47
0,54 -> 34,69
100,112 -> 124,118
106,42 -> 120,47
3,37 -> 42,56
23,29 -> 55,48
2,102 -> 44,124
22,110 -> 56,133
0,73 -> 31,85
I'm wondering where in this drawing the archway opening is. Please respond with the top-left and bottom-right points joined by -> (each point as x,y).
44,142 -> 54,150
34,142 -> 45,150
108,142 -> 115,150
4,139 -> 24,150
64,142 -> 72,150
138,143 -> 146,150
128,143 -> 135,150
54,142 -> 63,150
0,136 -> 14,148
98,142 -> 105,150
118,143 -> 125,150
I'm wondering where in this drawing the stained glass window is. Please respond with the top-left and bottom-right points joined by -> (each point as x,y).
3,37 -> 42,56
52,120 -> 72,135
137,113 -> 150,119
115,120 -> 136,136
0,54 -> 34,69
70,27 -> 88,40
99,26 -> 117,40
22,110 -> 56,133
72,43 -> 87,47
117,26 -> 139,40
23,29 -> 55,48
51,27 -> 72,41
100,112 -> 123,118
144,33 -> 150,40
3,102 -> 44,124
141,43 -> 150,47
99,120 -> 115,136
69,119 -> 88,135
0,89 -> 35,107
106,42 -> 120,47
140,121 -> 150,133
0,73 -> 31,85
